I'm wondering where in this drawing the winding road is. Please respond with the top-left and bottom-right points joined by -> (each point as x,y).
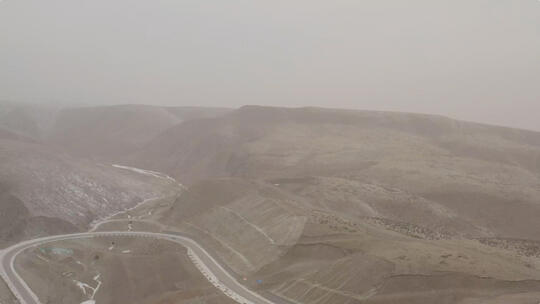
0,231 -> 275,304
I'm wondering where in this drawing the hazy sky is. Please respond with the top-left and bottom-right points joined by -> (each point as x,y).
1,1 -> 539,130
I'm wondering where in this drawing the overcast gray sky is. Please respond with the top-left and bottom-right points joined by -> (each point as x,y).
1,0 -> 539,130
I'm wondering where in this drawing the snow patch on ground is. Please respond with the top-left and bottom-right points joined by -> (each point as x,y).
74,281 -> 90,295
73,272 -> 101,303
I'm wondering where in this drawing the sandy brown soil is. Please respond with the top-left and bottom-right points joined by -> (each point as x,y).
15,237 -> 236,304
0,279 -> 18,304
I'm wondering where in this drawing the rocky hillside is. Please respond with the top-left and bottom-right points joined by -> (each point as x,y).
155,177 -> 540,304
0,129 -> 177,248
129,105 -> 540,303
158,178 -> 308,275
134,106 -> 540,240
134,106 -> 540,180
0,102 -> 226,248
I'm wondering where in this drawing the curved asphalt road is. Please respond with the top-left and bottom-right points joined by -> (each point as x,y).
0,231 -> 275,304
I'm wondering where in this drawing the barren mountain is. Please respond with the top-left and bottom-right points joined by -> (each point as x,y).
133,106 -> 540,240
127,106 -> 540,303
0,103 -> 223,249
0,101 -> 61,140
0,130 -> 177,248
149,177 -> 540,304
50,104 -> 230,161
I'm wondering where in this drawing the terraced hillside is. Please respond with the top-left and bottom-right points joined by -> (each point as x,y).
158,179 -> 307,275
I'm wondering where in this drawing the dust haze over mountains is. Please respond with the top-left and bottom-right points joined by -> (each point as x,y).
1,0 -> 540,130
2,1 -> 540,304
2,103 -> 540,303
